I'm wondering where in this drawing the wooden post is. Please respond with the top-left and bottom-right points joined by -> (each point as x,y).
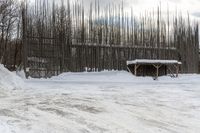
156,65 -> 159,79
134,64 -> 137,76
127,65 -> 131,73
176,64 -> 179,77
134,64 -> 140,76
153,64 -> 161,80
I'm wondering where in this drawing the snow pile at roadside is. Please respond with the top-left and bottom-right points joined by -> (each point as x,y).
50,71 -> 153,82
15,69 -> 26,79
51,71 -> 130,82
47,71 -> 200,83
0,64 -> 25,90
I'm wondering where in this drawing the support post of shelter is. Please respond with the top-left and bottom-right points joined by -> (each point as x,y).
176,64 -> 179,77
153,64 -> 162,80
134,64 -> 140,76
156,66 -> 159,79
134,64 -> 137,76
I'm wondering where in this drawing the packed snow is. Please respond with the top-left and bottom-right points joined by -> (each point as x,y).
0,65 -> 200,133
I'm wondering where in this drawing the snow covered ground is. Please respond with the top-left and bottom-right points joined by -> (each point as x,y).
0,65 -> 200,133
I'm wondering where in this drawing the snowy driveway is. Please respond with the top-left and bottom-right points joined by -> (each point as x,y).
0,72 -> 200,133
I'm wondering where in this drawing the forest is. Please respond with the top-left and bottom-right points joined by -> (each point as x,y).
0,0 -> 199,77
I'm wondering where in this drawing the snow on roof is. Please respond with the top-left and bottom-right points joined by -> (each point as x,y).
127,59 -> 182,65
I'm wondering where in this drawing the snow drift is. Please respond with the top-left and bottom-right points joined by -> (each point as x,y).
0,64 -> 25,90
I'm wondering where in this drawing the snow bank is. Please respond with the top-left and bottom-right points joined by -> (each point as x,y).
50,71 -> 143,82
0,64 -> 25,90
42,71 -> 200,84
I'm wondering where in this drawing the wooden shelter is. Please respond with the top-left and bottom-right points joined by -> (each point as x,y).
127,59 -> 182,79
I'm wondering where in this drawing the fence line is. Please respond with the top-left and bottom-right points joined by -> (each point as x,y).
27,39 -> 178,78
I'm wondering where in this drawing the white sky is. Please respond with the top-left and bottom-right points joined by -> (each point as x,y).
28,0 -> 200,21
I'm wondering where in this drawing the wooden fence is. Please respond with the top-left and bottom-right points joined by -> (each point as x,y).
26,37 -> 178,78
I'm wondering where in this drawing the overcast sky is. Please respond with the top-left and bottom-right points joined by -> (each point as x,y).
29,0 -> 200,21
80,0 -> 200,20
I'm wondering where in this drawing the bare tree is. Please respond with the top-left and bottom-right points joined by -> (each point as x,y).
0,0 -> 19,66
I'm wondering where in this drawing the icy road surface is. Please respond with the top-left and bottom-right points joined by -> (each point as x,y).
1,71 -> 200,133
